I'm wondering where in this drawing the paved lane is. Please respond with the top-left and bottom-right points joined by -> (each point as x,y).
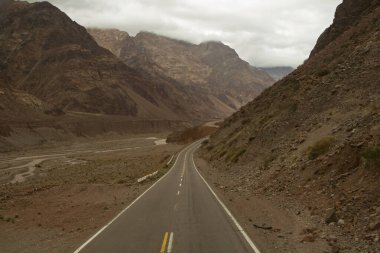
74,140 -> 260,253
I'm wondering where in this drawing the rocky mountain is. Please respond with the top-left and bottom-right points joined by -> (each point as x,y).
88,30 -> 275,111
201,1 -> 380,252
0,0 -> 205,150
260,66 -> 295,81
0,0 -> 273,151
86,28 -> 130,57
0,0 -> 180,119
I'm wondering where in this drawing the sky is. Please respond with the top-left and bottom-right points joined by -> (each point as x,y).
28,0 -> 342,67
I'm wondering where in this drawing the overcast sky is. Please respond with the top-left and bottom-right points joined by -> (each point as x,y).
28,0 -> 342,67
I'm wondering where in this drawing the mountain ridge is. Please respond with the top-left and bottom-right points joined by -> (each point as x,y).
88,29 -> 275,111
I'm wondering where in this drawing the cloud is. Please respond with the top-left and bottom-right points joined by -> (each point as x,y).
27,0 -> 342,67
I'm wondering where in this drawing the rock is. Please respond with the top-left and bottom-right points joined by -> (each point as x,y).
325,208 -> 338,224
331,245 -> 340,253
368,220 -> 380,231
338,219 -> 345,225
327,235 -> 337,243
253,223 -> 272,230
301,233 -> 317,242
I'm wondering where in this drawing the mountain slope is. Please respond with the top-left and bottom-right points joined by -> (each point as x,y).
260,66 -> 295,81
0,0 -> 202,151
0,0 -> 180,120
201,1 -> 380,252
88,30 -> 275,111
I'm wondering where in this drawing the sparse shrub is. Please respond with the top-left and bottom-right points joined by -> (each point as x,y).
316,69 -> 330,77
202,140 -> 209,145
242,118 -> 251,125
308,137 -> 336,160
219,150 -> 227,158
362,145 -> 380,167
206,145 -> 214,151
117,179 -> 125,184
232,149 -> 246,163
290,103 -> 298,112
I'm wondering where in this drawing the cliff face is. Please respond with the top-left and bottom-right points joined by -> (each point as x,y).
202,1 -> 380,252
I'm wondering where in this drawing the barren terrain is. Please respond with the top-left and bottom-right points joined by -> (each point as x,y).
0,135 -> 182,253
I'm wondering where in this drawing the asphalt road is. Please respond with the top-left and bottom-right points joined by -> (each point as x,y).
74,140 -> 260,253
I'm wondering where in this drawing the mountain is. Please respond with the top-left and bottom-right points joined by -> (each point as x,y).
260,66 -> 294,81
201,1 -> 379,252
0,0 -> 198,151
0,0 -> 181,119
88,30 -> 275,111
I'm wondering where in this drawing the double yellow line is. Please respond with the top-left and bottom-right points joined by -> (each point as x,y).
160,232 -> 169,253
160,232 -> 174,253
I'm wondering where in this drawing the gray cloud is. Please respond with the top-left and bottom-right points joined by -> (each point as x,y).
27,0 -> 342,67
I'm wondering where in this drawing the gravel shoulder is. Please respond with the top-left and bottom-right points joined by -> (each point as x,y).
195,155 -> 331,253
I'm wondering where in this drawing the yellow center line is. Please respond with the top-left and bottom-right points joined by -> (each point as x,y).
160,232 -> 169,253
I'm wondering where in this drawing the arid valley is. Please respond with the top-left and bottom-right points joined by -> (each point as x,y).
0,0 -> 379,253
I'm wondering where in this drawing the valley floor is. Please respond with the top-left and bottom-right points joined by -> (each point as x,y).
0,135 -> 182,253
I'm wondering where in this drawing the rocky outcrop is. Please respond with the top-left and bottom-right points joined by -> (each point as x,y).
310,0 -> 380,56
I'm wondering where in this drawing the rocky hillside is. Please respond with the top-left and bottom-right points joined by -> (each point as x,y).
260,66 -> 295,81
201,1 -> 380,252
88,30 -> 275,111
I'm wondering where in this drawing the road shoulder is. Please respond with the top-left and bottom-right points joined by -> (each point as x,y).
194,154 -> 330,253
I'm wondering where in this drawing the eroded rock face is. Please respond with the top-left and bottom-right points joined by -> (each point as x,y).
89,30 -> 275,111
87,28 -> 130,57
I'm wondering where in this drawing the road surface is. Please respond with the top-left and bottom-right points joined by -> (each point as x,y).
74,140 -> 260,253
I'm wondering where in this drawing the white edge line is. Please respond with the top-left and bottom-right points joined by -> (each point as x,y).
166,154 -> 174,165
167,232 -> 174,253
191,145 -> 262,253
73,144 -> 190,253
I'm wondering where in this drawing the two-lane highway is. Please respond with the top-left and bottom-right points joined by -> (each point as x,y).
74,140 -> 260,253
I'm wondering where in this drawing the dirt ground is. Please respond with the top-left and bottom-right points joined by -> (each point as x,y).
0,135 -> 182,253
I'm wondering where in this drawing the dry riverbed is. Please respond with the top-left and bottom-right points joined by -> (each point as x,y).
0,135 -> 181,253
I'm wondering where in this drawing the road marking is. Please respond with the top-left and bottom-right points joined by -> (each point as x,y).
160,232 -> 169,253
177,190 -> 180,195
174,203 -> 178,211
181,178 -> 183,182
167,232 -> 174,253
72,143 -> 196,253
191,145 -> 262,253
166,154 -> 174,165
179,183 -> 182,187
